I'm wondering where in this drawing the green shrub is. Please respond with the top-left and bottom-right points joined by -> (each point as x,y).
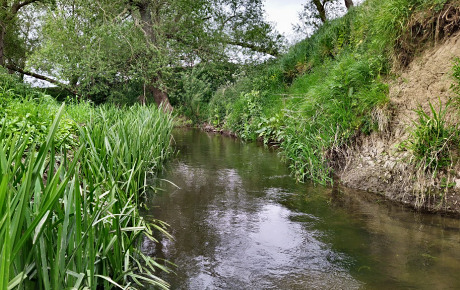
0,77 -> 79,149
225,90 -> 263,140
168,62 -> 239,122
256,112 -> 286,145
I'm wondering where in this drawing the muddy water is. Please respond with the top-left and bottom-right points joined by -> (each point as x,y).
144,129 -> 460,289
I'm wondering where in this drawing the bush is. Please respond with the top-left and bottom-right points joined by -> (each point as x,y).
0,70 -> 80,149
225,90 -> 263,140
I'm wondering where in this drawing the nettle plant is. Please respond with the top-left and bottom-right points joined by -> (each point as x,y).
226,90 -> 263,140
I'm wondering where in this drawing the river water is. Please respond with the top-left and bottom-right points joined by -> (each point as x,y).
143,128 -> 460,289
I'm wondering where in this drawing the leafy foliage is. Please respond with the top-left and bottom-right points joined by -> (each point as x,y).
0,68 -> 78,148
22,0 -> 282,104
256,113 -> 285,145
226,90 -> 264,140
168,62 -> 239,121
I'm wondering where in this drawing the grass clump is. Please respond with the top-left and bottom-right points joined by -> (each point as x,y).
0,74 -> 174,289
403,100 -> 458,174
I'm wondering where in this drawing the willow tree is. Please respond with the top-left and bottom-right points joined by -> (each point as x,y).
26,0 -> 144,99
128,0 -> 281,109
0,0 -> 50,69
26,0 -> 281,107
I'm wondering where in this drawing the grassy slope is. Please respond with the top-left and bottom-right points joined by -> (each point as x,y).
205,0 -> 451,184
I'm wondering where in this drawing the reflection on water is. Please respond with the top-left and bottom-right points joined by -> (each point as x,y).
143,129 -> 460,289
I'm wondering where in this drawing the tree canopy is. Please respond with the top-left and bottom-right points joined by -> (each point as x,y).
2,0 -> 283,106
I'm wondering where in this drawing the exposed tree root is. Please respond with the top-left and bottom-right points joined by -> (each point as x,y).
396,1 -> 460,67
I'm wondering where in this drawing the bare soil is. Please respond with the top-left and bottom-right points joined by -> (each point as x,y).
337,32 -> 460,214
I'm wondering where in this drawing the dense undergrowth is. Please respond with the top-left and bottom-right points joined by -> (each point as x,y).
0,70 -> 173,289
177,0 -> 458,184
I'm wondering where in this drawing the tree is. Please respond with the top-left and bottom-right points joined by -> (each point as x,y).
344,0 -> 354,10
295,0 -> 353,35
312,0 -> 328,24
24,0 -> 135,98
0,1 -> 76,92
125,0 -> 282,109
0,0 -> 52,68
26,0 -> 282,107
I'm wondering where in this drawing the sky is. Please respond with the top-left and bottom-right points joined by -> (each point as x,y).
264,0 -> 304,41
264,0 -> 365,41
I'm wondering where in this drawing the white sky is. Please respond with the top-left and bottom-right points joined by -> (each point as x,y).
264,0 -> 365,42
264,0 -> 304,41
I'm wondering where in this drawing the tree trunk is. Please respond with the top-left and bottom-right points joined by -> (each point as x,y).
139,2 -> 155,43
312,0 -> 327,23
344,0 -> 354,10
149,84 -> 173,112
137,2 -> 173,111
0,23 -> 5,67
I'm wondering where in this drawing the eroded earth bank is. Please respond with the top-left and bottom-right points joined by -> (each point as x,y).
337,32 -> 460,214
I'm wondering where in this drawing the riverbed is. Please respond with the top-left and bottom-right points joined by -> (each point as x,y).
143,128 -> 460,289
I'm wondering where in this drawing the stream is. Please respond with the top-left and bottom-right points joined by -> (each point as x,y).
143,128 -> 460,289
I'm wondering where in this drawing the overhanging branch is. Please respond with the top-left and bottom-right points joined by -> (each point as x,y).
11,0 -> 41,14
7,64 -> 78,95
226,40 -> 279,57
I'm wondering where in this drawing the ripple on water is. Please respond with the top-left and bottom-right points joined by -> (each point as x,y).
144,129 -> 460,290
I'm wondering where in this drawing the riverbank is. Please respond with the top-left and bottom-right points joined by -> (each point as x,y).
337,31 -> 460,214
179,0 -> 460,215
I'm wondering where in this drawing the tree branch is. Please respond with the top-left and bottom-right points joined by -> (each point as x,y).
226,40 -> 279,57
11,0 -> 41,14
344,0 -> 354,10
7,64 -> 78,95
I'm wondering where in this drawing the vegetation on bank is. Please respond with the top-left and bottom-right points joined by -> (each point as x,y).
2,2 -> 460,288
175,0 -> 460,184
402,56 -> 460,183
0,70 -> 173,289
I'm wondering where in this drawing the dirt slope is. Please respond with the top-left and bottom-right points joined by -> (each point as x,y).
337,32 -> 460,214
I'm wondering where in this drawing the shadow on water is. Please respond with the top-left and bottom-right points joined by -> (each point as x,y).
141,128 -> 460,290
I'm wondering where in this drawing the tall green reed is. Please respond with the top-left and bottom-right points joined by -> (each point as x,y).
1,103 -> 173,289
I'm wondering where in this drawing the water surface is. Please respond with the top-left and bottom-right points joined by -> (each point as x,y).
143,129 -> 460,289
